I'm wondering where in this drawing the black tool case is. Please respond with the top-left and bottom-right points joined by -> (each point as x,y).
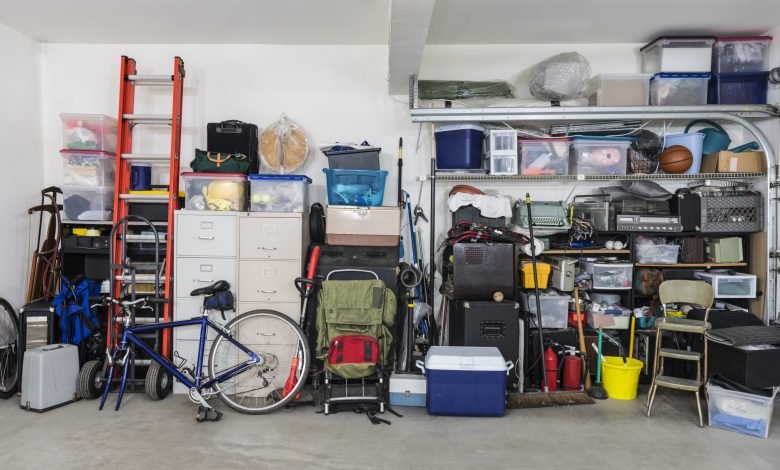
206,120 -> 259,173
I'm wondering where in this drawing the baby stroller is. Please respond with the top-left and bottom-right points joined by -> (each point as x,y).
315,277 -> 396,415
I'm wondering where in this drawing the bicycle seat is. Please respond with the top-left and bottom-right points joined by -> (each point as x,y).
190,280 -> 230,297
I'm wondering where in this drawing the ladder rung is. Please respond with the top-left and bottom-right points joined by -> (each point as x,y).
121,153 -> 171,163
123,114 -> 172,123
128,74 -> 173,85
115,274 -> 163,283
653,375 -> 701,392
120,194 -> 169,203
658,348 -> 701,361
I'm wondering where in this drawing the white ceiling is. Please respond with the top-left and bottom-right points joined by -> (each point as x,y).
1,0 -> 779,44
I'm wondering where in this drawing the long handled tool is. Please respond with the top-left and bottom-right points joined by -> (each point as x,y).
589,327 -> 608,400
574,287 -> 592,390
525,193 -> 549,392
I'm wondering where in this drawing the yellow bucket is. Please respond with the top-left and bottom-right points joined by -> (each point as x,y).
601,356 -> 644,400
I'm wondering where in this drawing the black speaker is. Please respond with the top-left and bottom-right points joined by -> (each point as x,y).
448,242 -> 515,300
449,300 -> 521,387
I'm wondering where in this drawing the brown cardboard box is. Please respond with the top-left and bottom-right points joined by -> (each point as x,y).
700,151 -> 766,173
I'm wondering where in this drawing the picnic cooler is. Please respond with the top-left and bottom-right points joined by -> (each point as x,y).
418,346 -> 512,417
325,205 -> 400,247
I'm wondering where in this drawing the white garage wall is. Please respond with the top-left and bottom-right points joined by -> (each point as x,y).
0,24 -> 42,309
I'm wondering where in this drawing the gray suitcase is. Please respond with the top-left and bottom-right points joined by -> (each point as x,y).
20,344 -> 80,412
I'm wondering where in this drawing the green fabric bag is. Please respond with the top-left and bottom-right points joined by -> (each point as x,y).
190,148 -> 250,174
315,279 -> 396,378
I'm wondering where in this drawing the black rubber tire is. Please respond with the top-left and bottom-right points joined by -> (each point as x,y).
0,297 -> 19,399
77,360 -> 105,399
145,361 -> 172,401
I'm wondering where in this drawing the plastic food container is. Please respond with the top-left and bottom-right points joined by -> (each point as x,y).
707,381 -> 777,438
519,139 -> 570,175
323,168 -> 388,206
587,74 -> 652,106
640,36 -> 716,73
248,174 -> 311,212
708,72 -> 769,105
570,137 -> 632,175
712,37 -> 772,73
520,291 -> 570,329
419,346 -> 512,417
635,244 -> 681,264
60,113 -> 118,152
60,150 -> 116,186
664,132 -> 705,174
182,172 -> 247,211
434,123 -> 485,170
650,73 -> 710,106
323,146 -> 381,170
590,262 -> 633,290
62,185 -> 114,221
694,271 -> 757,298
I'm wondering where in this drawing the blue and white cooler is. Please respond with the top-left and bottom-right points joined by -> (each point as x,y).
418,346 -> 513,417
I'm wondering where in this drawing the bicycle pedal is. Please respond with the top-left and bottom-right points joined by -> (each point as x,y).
195,405 -> 223,423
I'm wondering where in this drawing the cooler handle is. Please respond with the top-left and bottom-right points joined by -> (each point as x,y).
415,360 -> 425,375
505,360 -> 514,375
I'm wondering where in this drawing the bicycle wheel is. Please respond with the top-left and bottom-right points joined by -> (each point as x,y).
0,298 -> 19,399
208,309 -> 310,414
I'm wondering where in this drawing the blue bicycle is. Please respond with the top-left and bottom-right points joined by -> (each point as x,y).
80,280 -> 310,421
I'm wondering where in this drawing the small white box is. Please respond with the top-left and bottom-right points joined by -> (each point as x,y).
20,344 -> 79,412
640,36 -> 716,73
389,372 -> 426,407
695,271 -> 757,298
486,129 -> 518,176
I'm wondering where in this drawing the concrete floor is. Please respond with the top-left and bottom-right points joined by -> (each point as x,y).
2,386 -> 779,469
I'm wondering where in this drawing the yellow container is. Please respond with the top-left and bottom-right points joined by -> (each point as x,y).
601,356 -> 644,400
521,261 -> 551,288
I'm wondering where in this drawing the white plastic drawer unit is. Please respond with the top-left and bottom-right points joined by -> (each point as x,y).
238,260 -> 300,302
175,258 -> 236,299
695,271 -> 757,298
176,212 -> 237,257
239,216 -> 302,260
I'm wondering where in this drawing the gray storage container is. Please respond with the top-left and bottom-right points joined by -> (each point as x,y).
20,344 -> 80,412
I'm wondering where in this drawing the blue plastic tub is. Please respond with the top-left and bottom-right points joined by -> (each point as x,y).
435,123 -> 485,170
323,168 -> 388,206
708,72 -> 769,105
419,346 -> 512,417
664,132 -> 705,174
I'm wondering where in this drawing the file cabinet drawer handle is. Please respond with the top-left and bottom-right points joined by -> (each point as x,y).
197,236 -> 215,240
259,247 -> 277,251
196,279 -> 214,283
259,289 -> 277,294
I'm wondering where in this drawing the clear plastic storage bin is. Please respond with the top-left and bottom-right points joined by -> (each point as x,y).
62,185 -> 114,221
635,244 -> 681,264
712,37 -> 772,73
60,113 -> 118,152
590,263 -> 633,290
323,168 -> 388,206
60,149 -> 116,186
520,291 -> 570,329
694,271 -> 757,298
570,137 -> 631,175
587,74 -> 652,106
182,172 -> 247,211
707,381 -> 777,439
248,174 -> 311,212
520,139 -> 570,175
650,73 -> 710,106
640,36 -> 716,73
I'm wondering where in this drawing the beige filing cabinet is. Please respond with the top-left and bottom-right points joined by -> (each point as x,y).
172,210 -> 307,394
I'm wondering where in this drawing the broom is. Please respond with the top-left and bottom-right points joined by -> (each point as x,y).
508,194 -> 593,409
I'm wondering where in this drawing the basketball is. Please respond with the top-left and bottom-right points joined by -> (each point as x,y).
660,145 -> 693,174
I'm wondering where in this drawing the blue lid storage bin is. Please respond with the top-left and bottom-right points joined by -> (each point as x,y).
434,123 -> 485,170
248,174 -> 311,212
419,346 -> 512,417
323,168 -> 388,206
650,73 -> 710,106
708,72 -> 769,105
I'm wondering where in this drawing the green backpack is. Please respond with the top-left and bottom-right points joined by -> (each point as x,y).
315,280 -> 396,378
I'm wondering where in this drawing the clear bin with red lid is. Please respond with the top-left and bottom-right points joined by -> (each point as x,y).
712,36 -> 772,73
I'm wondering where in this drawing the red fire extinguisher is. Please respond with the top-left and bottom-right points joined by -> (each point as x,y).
562,349 -> 583,391
542,345 -> 559,392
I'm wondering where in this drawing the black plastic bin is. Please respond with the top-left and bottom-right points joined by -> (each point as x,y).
324,147 -> 381,170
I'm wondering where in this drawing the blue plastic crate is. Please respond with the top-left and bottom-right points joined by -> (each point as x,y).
708,72 -> 769,104
323,168 -> 388,206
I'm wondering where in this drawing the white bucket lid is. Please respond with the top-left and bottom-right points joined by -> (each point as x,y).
435,123 -> 485,133
424,346 -> 508,371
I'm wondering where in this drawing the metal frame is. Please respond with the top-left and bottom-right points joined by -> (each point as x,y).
410,76 -> 778,323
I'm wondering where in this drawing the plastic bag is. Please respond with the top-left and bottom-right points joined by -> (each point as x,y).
528,52 -> 591,101
259,114 -> 310,174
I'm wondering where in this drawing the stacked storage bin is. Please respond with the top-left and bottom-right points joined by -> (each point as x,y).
709,37 -> 772,104
641,36 -> 715,106
59,114 -> 117,221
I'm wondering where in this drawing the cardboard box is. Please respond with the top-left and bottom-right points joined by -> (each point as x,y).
700,151 -> 766,173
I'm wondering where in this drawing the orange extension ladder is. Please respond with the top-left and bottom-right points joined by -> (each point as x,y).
110,56 -> 185,360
